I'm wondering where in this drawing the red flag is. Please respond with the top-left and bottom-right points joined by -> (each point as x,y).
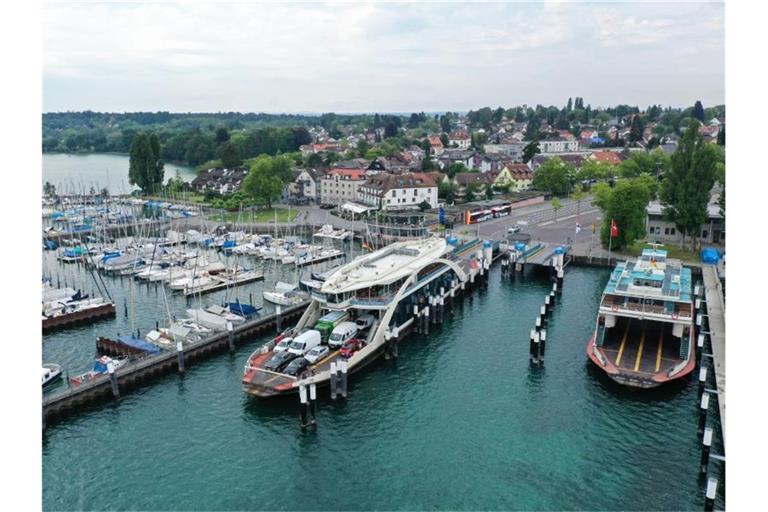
610,218 -> 619,238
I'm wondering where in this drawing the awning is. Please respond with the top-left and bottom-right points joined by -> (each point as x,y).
339,202 -> 374,214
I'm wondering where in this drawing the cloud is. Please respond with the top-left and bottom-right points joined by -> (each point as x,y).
42,1 -> 724,112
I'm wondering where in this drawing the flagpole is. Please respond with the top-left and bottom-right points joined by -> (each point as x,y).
608,225 -> 613,263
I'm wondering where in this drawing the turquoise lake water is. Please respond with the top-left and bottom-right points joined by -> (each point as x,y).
42,153 -> 196,194
41,258 -> 724,510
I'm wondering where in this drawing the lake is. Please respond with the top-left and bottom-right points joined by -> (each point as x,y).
42,153 -> 196,194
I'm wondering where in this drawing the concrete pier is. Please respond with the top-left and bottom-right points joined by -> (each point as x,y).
702,265 -> 725,445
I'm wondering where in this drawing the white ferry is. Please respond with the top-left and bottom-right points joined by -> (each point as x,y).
242,236 -> 492,397
586,247 -> 696,388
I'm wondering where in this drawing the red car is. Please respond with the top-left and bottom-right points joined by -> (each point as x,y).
340,338 -> 363,358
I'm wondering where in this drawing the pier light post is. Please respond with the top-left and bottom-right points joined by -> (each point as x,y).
275,305 -> 282,333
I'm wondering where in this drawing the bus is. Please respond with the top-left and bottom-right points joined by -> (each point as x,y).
465,209 -> 493,224
491,203 -> 513,218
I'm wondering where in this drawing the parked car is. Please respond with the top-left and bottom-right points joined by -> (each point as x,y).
355,314 -> 376,331
507,226 -> 520,234
273,337 -> 293,353
304,345 -> 330,364
320,204 -> 334,210
340,338 -> 364,358
283,357 -> 310,376
264,350 -> 299,372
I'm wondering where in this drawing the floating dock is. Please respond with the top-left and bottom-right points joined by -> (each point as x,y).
43,303 -> 307,426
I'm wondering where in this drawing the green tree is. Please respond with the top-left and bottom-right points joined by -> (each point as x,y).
128,132 -> 164,194
243,155 -> 292,208
43,181 -> 56,197
465,183 -> 479,203
717,125 -> 725,146
484,183 -> 494,200
446,162 -> 468,179
438,180 -> 456,203
571,188 -> 587,215
628,115 -> 645,143
440,133 -> 449,147
357,138 -> 370,157
522,140 -> 540,163
551,197 -> 563,219
692,100 -> 705,122
218,141 -> 242,169
660,122 -> 720,250
596,178 -> 652,250
532,157 -> 572,196
215,127 -> 230,144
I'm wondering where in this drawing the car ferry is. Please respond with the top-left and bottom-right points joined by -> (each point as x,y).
242,236 -> 490,397
586,247 -> 696,388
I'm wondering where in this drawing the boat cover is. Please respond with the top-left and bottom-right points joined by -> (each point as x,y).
117,335 -> 162,354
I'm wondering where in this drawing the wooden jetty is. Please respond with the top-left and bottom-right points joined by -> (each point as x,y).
42,302 -> 116,333
702,264 -> 726,445
43,303 -> 307,427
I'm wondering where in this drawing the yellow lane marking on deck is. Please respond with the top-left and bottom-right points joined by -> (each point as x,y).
615,321 -> 630,367
655,329 -> 664,372
633,325 -> 647,372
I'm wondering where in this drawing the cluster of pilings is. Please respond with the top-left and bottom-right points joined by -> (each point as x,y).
529,279 -> 562,366
692,283 -> 724,511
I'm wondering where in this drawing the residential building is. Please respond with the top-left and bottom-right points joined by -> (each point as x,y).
428,135 -> 444,156
358,172 -> 438,211
646,201 -> 724,245
531,137 -> 581,153
438,149 -> 476,170
590,151 -> 623,166
451,172 -> 494,200
190,167 -> 248,194
448,131 -> 471,150
286,168 -> 321,203
319,168 -> 367,205
497,164 -> 534,191
475,153 -> 514,173
484,142 -> 525,161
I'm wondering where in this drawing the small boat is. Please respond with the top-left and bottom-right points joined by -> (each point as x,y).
263,281 -> 309,306
69,356 -> 128,386
42,363 -> 62,387
226,301 -> 262,319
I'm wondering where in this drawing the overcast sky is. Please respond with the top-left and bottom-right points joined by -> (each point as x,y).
43,1 -> 724,113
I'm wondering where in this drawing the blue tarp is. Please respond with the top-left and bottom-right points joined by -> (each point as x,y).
117,335 -> 162,354
701,247 -> 721,264
227,301 -> 260,318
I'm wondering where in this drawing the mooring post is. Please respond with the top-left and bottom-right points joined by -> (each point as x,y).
124,299 -> 128,317
299,384 -> 309,428
704,477 -> 717,511
136,328 -> 140,339
329,362 -> 337,400
275,305 -> 282,333
340,360 -> 348,399
557,268 -> 564,292
424,306 -> 430,335
697,334 -> 706,368
539,329 -> 547,360
535,315 -> 542,332
529,329 -> 538,364
550,290 -> 556,308
227,321 -> 235,352
155,320 -> 159,331
698,392 -> 710,435
544,294 -> 551,313
309,382 -> 317,426
698,367 -> 708,403
700,427 -> 713,476
541,304 -> 548,319
108,361 -> 119,399
413,304 -> 420,334
176,341 -> 185,373
391,329 -> 399,359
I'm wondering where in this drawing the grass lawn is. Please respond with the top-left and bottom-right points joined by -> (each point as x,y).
618,240 -> 701,263
208,208 -> 299,224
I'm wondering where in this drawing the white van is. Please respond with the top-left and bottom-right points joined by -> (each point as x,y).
355,314 -> 376,331
288,330 -> 322,356
328,322 -> 359,349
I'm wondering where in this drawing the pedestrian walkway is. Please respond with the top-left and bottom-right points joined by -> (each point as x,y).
702,264 -> 726,445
